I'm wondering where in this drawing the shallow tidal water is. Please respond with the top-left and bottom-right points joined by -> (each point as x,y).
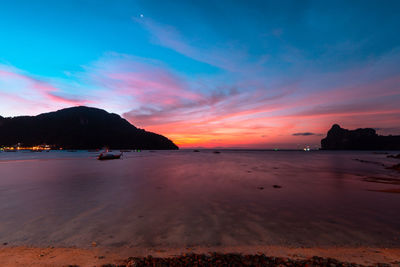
0,150 -> 399,248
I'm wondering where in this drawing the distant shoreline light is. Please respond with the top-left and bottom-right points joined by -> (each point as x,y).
0,144 -> 52,151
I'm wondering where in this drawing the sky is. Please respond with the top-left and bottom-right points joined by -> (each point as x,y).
0,0 -> 399,148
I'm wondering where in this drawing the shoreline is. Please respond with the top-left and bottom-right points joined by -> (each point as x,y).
1,245 -> 400,266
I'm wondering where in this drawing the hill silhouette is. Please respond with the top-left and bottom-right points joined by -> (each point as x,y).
321,124 -> 400,150
0,106 -> 178,150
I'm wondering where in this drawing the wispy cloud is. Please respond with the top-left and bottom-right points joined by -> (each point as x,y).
0,64 -> 89,116
133,17 -> 263,75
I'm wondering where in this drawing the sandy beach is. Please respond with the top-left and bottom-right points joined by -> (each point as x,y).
1,245 -> 400,266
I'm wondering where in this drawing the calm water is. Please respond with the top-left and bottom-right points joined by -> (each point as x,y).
0,150 -> 399,248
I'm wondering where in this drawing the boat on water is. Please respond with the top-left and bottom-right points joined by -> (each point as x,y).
97,152 -> 123,160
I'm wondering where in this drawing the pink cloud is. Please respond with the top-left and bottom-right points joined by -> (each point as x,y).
105,71 -> 201,105
86,54 -> 202,106
0,65 -> 89,116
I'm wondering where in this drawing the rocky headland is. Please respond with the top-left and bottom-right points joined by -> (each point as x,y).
0,106 -> 178,150
321,124 -> 400,150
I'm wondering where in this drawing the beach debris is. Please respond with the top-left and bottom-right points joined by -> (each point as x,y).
126,259 -> 139,267
120,253 -> 379,267
257,186 -> 264,190
273,185 -> 282,188
91,241 -> 97,247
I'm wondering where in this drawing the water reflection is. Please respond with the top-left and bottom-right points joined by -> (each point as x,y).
0,150 -> 399,248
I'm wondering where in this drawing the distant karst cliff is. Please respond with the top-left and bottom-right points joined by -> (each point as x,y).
0,106 -> 178,150
321,124 -> 400,150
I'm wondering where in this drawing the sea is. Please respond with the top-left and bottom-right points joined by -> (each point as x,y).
0,150 -> 399,248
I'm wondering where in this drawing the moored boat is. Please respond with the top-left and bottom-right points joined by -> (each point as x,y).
97,152 -> 122,160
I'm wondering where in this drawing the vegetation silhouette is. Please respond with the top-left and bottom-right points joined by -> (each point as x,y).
0,106 -> 178,150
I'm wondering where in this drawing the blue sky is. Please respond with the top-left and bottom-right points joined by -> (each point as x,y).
1,0 -> 399,148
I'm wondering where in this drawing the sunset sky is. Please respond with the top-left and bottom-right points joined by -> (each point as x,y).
1,0 -> 399,148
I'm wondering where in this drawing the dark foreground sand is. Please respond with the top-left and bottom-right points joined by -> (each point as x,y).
1,246 -> 400,266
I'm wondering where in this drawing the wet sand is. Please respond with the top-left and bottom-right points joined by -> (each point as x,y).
1,245 -> 400,266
